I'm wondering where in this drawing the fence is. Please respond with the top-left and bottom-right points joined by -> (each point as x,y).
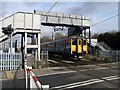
40,51 -> 49,68
40,51 -> 48,60
0,53 -> 22,70
99,50 -> 120,62
0,41 -> 21,50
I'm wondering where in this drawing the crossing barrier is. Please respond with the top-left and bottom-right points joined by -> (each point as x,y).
25,65 -> 49,90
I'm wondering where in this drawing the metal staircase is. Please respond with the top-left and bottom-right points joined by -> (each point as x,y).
0,30 -> 18,43
97,42 -> 112,51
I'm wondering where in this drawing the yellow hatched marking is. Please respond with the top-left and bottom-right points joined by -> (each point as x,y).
6,71 -> 13,79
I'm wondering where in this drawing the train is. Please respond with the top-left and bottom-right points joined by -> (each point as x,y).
41,35 -> 88,60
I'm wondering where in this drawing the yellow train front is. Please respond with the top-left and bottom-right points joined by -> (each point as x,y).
41,36 -> 88,60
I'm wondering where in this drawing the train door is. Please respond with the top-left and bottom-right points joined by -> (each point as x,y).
78,39 -> 82,54
71,38 -> 77,54
83,39 -> 88,54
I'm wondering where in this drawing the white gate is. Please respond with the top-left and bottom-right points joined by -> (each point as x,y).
0,53 -> 22,70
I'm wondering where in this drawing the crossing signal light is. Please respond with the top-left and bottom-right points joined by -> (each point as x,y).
2,24 -> 13,34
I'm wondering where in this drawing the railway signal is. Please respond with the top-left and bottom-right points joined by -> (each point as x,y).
2,24 -> 13,35
1,24 -> 13,52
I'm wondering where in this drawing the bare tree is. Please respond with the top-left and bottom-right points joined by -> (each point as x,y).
55,32 -> 67,40
41,36 -> 52,43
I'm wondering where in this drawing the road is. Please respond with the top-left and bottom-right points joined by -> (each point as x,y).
0,62 -> 119,89
39,63 -> 120,89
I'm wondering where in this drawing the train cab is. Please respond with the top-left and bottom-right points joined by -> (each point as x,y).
70,36 -> 88,59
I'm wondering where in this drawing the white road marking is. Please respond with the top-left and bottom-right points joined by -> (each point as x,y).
0,62 -> 119,81
111,66 -> 117,69
98,62 -> 119,66
47,67 -> 67,69
105,77 -> 120,81
93,67 -> 109,70
18,70 -> 77,80
62,80 -> 104,90
79,69 -> 88,71
102,76 -> 118,79
51,79 -> 101,89
51,75 -> 120,90
0,65 -> 117,81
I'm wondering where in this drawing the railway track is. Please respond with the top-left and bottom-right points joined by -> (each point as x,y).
48,56 -> 75,67
48,55 -> 119,72
48,56 -> 96,71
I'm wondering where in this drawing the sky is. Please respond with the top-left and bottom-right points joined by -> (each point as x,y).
0,0 -> 119,41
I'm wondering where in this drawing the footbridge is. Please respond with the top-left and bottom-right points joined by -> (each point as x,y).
0,11 -> 91,68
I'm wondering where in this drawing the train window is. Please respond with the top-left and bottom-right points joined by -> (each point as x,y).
79,40 -> 81,45
72,38 -> 77,45
83,40 -> 86,45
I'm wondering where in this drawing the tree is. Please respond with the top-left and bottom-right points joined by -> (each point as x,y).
98,31 -> 120,50
55,32 -> 67,40
92,33 -> 99,39
41,36 -> 52,43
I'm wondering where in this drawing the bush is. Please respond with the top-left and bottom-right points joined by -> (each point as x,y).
32,60 -> 49,69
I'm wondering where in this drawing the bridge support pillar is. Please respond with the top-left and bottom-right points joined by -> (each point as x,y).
88,28 -> 92,55
21,30 -> 41,69
37,33 -> 40,61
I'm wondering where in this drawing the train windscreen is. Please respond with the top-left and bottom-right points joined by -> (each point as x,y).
72,38 -> 77,45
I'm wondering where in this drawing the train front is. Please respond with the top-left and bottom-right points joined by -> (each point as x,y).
70,36 -> 88,60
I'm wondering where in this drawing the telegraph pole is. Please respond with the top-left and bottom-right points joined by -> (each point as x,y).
10,28 -> 12,52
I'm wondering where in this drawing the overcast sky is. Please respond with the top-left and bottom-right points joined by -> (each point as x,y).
0,1 -> 119,41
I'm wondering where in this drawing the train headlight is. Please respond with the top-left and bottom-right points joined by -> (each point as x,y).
79,56 -> 82,59
75,55 -> 77,58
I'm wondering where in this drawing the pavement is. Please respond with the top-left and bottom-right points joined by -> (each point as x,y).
0,62 -> 119,89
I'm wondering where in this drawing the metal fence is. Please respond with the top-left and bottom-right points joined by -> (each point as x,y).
40,51 -> 48,61
99,50 -> 120,62
40,51 -> 49,68
0,53 -> 22,70
0,41 -> 21,49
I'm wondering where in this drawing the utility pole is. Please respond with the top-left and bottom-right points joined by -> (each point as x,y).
10,28 -> 12,52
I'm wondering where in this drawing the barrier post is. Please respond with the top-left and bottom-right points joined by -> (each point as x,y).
26,65 -> 49,90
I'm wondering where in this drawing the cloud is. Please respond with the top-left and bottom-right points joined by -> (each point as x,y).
41,26 -> 53,37
67,2 -> 118,33
67,2 -> 118,16
0,1 -> 118,37
91,16 -> 118,33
